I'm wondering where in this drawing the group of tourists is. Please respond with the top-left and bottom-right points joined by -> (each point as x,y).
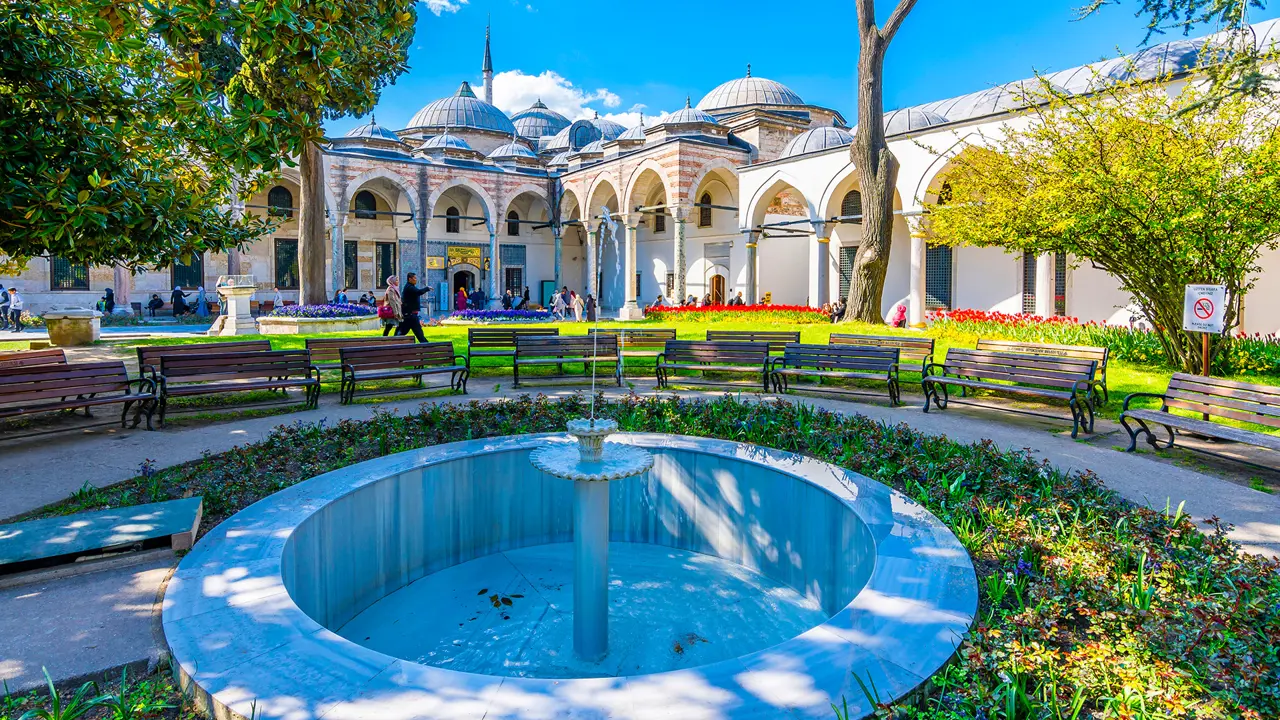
0,285 -> 23,332
501,288 -> 532,311
454,286 -> 488,311
650,291 -> 747,309
550,287 -> 594,322
378,273 -> 431,342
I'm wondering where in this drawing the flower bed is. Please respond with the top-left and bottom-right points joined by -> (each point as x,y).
929,309 -> 1280,375
30,394 -> 1280,718
267,303 -> 375,319
443,308 -> 554,323
644,303 -> 829,324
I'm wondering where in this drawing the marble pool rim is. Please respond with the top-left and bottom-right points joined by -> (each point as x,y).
161,432 -> 978,720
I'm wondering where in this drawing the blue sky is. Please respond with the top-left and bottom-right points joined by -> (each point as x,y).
325,0 -> 1280,136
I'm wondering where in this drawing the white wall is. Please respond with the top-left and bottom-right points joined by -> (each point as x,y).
954,246 -> 1022,313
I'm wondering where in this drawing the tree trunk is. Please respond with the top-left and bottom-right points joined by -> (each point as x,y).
298,139 -> 328,305
844,0 -> 916,323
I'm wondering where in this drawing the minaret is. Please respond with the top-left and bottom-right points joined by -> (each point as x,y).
482,18 -> 493,104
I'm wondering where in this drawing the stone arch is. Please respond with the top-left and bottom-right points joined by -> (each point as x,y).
624,159 -> 672,211
341,167 -> 420,219
818,163 -> 905,224
745,170 -> 818,231
427,177 -> 496,230
586,174 -> 622,218
911,133 -> 984,206
502,183 -> 552,219
687,158 -> 739,206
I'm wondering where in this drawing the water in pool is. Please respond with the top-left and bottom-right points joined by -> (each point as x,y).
338,542 -> 829,678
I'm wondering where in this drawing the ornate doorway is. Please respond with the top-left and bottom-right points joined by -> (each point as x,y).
452,269 -> 476,294
710,275 -> 726,305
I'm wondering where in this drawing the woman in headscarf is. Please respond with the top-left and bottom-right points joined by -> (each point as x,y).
570,291 -> 584,322
382,275 -> 402,336
100,288 -> 116,314
195,287 -> 209,318
455,286 -> 467,312
170,286 -> 189,316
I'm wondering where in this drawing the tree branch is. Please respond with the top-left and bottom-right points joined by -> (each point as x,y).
882,0 -> 919,43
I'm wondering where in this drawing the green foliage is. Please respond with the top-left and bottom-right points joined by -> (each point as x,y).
926,75 -> 1280,372
28,394 -> 1280,717
0,0 -> 279,271
16,669 -> 96,720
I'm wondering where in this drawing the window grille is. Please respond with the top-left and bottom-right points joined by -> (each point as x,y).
445,207 -> 460,233
353,191 -> 377,220
698,193 -> 712,227
171,253 -> 204,289
924,243 -> 952,311
1022,252 -> 1037,314
267,186 -> 293,219
665,272 -> 674,297
636,272 -> 642,298
274,239 -> 299,290
840,190 -> 862,221
375,243 -> 396,289
344,241 -> 358,290
838,246 -> 858,299
504,267 -> 523,295
654,210 -> 665,233
50,256 -> 89,291
1054,253 -> 1067,316
507,211 -> 520,237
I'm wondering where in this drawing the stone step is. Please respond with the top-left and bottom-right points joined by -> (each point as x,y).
0,497 -> 202,573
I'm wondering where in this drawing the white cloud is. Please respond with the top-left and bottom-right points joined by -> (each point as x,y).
423,0 -> 467,16
491,70 -> 662,125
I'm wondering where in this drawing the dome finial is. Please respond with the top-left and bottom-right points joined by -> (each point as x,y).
594,110 -> 599,119
685,96 -> 691,108
746,63 -> 751,78
370,113 -> 376,125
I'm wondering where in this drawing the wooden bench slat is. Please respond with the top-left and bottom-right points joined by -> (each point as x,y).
307,336 -> 416,367
0,360 -> 157,432
513,336 -> 620,387
706,330 -> 801,353
0,348 -> 67,370
156,350 -> 319,424
657,340 -> 771,390
1121,372 -> 1280,457
340,342 -> 468,401
1122,409 -> 1280,451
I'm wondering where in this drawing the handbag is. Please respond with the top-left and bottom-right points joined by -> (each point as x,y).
377,304 -> 396,320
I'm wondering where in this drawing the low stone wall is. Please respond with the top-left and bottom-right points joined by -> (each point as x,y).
255,315 -> 380,335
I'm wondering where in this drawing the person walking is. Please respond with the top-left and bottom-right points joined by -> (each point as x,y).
571,291 -> 584,322
170,286 -> 189,316
585,294 -> 597,322
454,286 -> 467,312
381,275 -> 402,336
551,290 -> 567,320
395,272 -> 428,342
7,287 -> 24,332
272,286 -> 283,309
101,288 -> 116,314
0,285 -> 10,331
195,287 -> 209,318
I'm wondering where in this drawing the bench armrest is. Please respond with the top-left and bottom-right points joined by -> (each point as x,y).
921,362 -> 948,379
454,354 -> 470,369
1121,392 -> 1167,413
769,357 -> 787,371
308,365 -> 322,383
133,369 -> 158,396
655,352 -> 666,366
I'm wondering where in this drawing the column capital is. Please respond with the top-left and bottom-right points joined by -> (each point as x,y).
671,204 -> 691,222
811,220 -> 828,242
621,213 -> 644,230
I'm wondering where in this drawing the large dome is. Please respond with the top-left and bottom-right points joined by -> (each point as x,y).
782,126 -> 853,158
406,81 -> 516,134
512,100 -> 571,139
697,69 -> 804,111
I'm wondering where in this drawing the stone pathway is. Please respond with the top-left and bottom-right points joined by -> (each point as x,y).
1,382 -> 1277,695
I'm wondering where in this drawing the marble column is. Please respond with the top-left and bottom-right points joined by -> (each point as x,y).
488,227 -> 502,309
812,221 -> 830,308
619,217 -> 643,320
553,225 -> 563,290
672,206 -> 688,302
586,228 -> 598,299
113,264 -> 132,313
329,217 -> 346,295
743,229 -> 759,305
908,223 -> 928,326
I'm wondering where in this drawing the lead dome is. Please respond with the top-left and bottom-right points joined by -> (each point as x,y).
406,81 -> 516,135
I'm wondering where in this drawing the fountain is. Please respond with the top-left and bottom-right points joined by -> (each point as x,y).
527,418 -> 652,661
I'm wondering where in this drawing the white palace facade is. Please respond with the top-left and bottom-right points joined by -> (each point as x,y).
9,20 -> 1280,332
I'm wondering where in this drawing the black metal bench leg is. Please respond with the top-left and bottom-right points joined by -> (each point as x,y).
1120,414 -> 1148,452
143,399 -> 156,430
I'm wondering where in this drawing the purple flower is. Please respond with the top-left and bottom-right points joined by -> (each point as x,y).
450,309 -> 554,321
268,303 -> 375,319
1015,558 -> 1034,576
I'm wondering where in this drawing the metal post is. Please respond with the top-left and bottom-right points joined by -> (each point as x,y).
573,479 -> 609,661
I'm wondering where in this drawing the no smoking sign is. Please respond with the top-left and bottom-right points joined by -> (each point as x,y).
1183,285 -> 1226,334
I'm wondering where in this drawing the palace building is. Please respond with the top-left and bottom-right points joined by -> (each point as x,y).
8,19 -> 1280,332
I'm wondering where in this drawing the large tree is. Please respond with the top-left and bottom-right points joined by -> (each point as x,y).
0,0 -> 279,272
226,0 -> 417,305
843,0 -> 918,322
925,76 -> 1280,372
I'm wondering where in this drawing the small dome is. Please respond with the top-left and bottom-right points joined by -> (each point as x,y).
406,81 -> 516,134
512,99 -> 571,139
345,116 -> 402,143
920,79 -> 1065,122
782,126 -> 853,158
697,66 -> 804,111
591,113 -> 627,141
547,151 -> 571,166
658,98 -> 721,126
575,139 -> 605,155
488,138 -> 538,160
618,118 -> 646,142
417,131 -> 473,152
883,107 -> 948,135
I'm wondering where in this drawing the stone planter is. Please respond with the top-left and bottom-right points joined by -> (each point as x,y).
42,308 -> 102,346
256,315 -> 381,335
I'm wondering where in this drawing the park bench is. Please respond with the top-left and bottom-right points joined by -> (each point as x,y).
468,327 -> 560,372
339,342 -> 469,403
137,339 -> 273,376
307,335 -> 415,374
829,334 -> 935,374
586,328 -> 677,357
0,361 -> 157,432
770,344 -> 902,404
705,330 -> 801,353
0,348 -> 67,370
1119,373 -> 1280,458
976,338 -> 1110,403
656,340 -> 772,391
513,335 -> 621,387
156,350 -> 319,425
922,348 -> 1098,437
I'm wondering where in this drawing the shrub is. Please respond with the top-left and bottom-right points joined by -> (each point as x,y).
644,303 -> 829,324
267,303 -> 374,319
448,309 -> 554,322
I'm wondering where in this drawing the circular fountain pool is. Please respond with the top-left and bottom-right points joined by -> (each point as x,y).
163,434 -> 976,719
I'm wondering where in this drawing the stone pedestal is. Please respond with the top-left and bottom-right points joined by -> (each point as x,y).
43,309 -> 102,346
214,286 -> 259,336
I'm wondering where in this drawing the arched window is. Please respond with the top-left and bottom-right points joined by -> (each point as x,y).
572,125 -> 593,149
507,210 -> 520,236
267,186 -> 293,219
841,190 -> 862,221
445,206 -> 460,234
698,193 -> 712,228
654,206 -> 666,233
353,191 -> 377,220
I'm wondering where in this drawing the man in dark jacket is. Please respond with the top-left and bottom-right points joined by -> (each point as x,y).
395,273 -> 429,342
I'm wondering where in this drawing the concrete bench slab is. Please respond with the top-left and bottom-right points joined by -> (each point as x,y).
0,497 -> 203,568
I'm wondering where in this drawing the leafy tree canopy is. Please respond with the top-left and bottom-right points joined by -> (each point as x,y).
925,74 -> 1280,372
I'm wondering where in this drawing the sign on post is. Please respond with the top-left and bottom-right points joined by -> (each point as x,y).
1182,284 -> 1226,334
